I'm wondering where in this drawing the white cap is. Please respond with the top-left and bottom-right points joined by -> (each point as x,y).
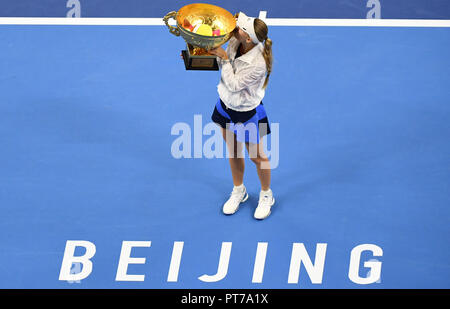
236,12 -> 260,44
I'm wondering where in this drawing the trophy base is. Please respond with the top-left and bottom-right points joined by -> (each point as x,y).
182,44 -> 219,71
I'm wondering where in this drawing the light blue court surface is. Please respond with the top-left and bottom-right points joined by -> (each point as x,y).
0,25 -> 449,289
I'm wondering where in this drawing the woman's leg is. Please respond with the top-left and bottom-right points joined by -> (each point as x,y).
222,127 -> 245,186
248,138 -> 274,220
246,138 -> 271,191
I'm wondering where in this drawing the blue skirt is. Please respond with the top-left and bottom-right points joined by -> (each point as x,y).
211,98 -> 271,144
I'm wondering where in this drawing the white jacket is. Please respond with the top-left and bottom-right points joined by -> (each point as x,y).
217,36 -> 267,112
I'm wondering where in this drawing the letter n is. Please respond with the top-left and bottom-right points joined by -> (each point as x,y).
288,243 -> 327,284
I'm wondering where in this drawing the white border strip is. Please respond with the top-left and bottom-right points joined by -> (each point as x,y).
0,17 -> 449,27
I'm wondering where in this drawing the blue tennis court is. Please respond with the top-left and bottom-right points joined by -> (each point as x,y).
0,17 -> 449,289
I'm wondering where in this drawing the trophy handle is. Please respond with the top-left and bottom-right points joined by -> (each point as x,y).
163,11 -> 180,37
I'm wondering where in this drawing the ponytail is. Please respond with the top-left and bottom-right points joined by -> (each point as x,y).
254,18 -> 273,89
262,37 -> 272,89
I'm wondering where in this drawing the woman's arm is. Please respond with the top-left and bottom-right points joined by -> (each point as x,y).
209,46 -> 266,92
209,46 -> 229,60
220,62 -> 266,92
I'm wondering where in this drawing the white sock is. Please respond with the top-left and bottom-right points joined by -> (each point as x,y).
260,188 -> 272,196
234,184 -> 245,192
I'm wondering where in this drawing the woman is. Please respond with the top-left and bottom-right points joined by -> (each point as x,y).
209,12 -> 274,220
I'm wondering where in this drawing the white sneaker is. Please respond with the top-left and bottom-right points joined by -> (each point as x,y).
254,189 -> 275,220
222,185 -> 249,215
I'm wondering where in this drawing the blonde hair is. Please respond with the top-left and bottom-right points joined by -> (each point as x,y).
254,18 -> 272,89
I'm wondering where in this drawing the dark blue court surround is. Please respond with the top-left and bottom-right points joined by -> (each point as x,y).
1,0 -> 450,19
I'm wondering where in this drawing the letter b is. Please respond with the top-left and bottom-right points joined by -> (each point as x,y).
59,240 -> 96,281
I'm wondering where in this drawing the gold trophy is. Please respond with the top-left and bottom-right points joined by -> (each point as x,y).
163,3 -> 237,71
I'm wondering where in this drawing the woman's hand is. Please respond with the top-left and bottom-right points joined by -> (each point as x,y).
208,46 -> 229,60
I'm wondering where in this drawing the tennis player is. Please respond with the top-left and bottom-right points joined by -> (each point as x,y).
209,12 -> 274,220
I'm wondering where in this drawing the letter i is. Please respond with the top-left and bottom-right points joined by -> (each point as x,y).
252,242 -> 268,283
167,241 -> 184,282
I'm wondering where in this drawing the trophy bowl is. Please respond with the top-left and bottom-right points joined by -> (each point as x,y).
163,3 -> 237,70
